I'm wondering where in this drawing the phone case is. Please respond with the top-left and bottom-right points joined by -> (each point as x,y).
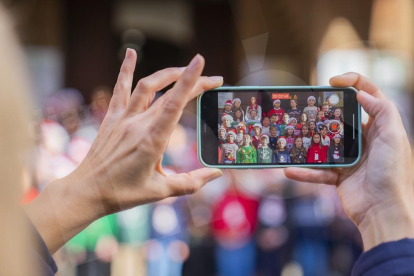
197,86 -> 361,169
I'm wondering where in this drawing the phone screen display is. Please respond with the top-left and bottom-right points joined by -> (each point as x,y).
199,88 -> 360,167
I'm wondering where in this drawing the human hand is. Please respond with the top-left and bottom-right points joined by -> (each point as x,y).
284,72 -> 414,251
26,50 -> 224,254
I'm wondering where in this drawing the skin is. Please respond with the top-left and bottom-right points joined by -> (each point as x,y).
251,97 -> 256,105
270,128 -> 277,137
243,134 -> 251,146
219,129 -> 226,139
309,121 -> 316,131
321,127 -> 327,136
295,137 -> 302,148
317,111 -> 324,120
234,100 -> 241,108
254,127 -> 261,136
313,134 -> 321,144
261,138 -> 269,147
250,110 -> 257,120
290,119 -> 297,128
308,98 -> 315,107
235,110 -> 242,120
227,135 -> 235,143
285,72 -> 414,251
333,137 -> 341,145
270,115 -> 278,124
25,52 -> 224,254
287,128 -> 294,137
262,117 -> 270,127
274,102 -> 281,109
278,141 -> 286,151
301,126 -> 309,136
225,105 -> 232,111
290,100 -> 297,109
283,114 -> 289,124
301,113 -> 307,123
322,105 -> 329,113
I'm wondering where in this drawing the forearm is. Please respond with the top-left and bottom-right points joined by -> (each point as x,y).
358,200 -> 414,252
24,174 -> 104,254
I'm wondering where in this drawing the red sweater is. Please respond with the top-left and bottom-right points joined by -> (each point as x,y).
306,144 -> 327,163
267,108 -> 285,124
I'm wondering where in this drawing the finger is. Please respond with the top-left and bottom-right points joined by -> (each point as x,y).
125,67 -> 186,116
284,167 -> 339,186
151,54 -> 205,135
357,90 -> 386,117
165,168 -> 222,197
188,76 -> 223,99
108,49 -> 137,113
329,72 -> 386,100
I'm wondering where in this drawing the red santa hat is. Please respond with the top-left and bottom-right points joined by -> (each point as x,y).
226,129 -> 237,138
219,126 -> 226,133
225,100 -> 233,106
273,99 -> 281,105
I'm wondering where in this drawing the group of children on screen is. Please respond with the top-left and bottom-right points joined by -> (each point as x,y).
218,95 -> 345,164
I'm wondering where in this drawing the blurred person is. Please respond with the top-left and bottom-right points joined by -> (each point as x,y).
256,187 -> 289,276
285,72 -> 414,275
245,96 -> 262,121
212,182 -> 259,276
146,195 -> 189,276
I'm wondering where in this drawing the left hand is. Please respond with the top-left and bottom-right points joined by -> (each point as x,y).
26,50 -> 224,254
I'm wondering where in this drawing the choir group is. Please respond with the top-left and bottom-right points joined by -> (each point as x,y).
218,94 -> 345,164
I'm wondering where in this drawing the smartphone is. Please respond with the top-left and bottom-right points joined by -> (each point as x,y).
197,86 -> 361,168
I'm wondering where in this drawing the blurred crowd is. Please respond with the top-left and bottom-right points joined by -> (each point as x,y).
22,87 -> 362,276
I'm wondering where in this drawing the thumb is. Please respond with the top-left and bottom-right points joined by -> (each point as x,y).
357,90 -> 386,118
166,168 -> 222,197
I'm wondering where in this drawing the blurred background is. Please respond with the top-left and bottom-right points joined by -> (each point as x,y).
6,0 -> 414,275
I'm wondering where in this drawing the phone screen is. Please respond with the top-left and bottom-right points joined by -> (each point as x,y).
199,87 -> 360,167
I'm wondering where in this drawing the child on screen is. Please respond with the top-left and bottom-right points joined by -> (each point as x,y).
306,133 -> 327,163
303,96 -> 319,121
290,136 -> 307,163
327,134 -> 344,163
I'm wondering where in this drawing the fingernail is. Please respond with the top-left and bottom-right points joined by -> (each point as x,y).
125,48 -> 131,59
209,76 -> 223,82
207,169 -> 222,182
188,54 -> 203,70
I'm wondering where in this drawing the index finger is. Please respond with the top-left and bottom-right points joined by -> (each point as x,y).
150,54 -> 205,135
329,72 -> 386,100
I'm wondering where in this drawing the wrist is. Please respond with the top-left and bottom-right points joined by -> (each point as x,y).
24,173 -> 103,254
358,200 -> 414,251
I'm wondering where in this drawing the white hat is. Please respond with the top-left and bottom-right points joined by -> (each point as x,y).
273,99 -> 281,105
333,134 -> 341,139
285,125 -> 295,130
277,137 -> 286,144
253,123 -> 262,129
288,117 -> 297,123
307,96 -> 316,103
232,98 -> 241,104
222,114 -> 233,121
261,134 -> 269,140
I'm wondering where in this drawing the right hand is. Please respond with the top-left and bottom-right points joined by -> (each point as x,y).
284,72 -> 414,251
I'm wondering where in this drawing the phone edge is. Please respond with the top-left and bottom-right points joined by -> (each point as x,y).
197,86 -> 361,169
